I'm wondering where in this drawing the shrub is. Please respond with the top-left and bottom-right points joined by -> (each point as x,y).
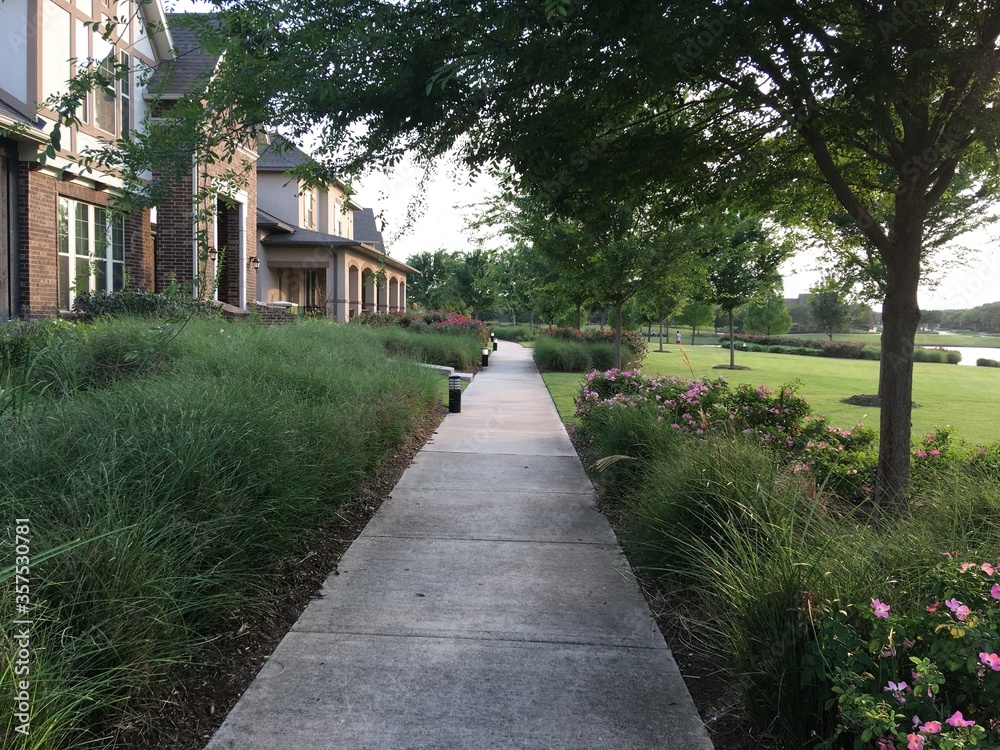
372,326 -> 482,370
576,370 -> 878,498
544,326 -> 647,364
977,358 -> 1000,368
72,288 -> 211,320
532,336 -> 593,372
813,556 -> 1000,749
495,324 -> 535,342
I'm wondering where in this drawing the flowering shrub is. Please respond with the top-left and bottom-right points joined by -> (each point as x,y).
354,310 -> 490,344
575,370 -> 878,495
811,555 -> 1000,749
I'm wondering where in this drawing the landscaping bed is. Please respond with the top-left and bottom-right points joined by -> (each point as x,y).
0,316 -> 457,748
569,368 -> 1000,749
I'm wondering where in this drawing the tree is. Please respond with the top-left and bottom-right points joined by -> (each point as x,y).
744,292 -> 793,336
676,300 -> 716,346
809,278 -> 854,341
703,216 -> 791,367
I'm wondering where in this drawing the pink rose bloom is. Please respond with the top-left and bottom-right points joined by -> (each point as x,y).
980,652 -> 1000,671
960,562 -> 978,573
907,733 -> 924,750
872,599 -> 891,618
944,597 -> 971,621
982,562 -> 996,575
946,711 -> 976,728
919,720 -> 942,734
991,583 -> 1000,599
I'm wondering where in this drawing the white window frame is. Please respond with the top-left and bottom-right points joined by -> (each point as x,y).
302,188 -> 315,229
57,197 -> 125,310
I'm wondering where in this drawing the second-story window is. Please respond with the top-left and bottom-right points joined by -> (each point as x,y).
95,53 -> 117,133
303,189 -> 315,229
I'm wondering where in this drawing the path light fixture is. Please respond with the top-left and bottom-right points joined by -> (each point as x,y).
482,347 -> 490,367
249,256 -> 261,271
448,375 -> 462,414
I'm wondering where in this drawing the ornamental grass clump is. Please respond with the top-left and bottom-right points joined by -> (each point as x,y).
0,318 -> 440,747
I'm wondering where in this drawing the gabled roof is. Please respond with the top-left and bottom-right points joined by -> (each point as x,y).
146,14 -> 221,99
353,207 -> 385,252
256,134 -> 315,172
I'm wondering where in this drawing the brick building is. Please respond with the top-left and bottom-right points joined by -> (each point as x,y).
0,3 -> 259,321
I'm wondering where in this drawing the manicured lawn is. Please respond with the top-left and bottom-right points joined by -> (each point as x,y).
542,345 -> 1000,444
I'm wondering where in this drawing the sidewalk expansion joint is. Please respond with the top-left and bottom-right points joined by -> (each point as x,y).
287,628 -> 670,652
361,534 -> 610,546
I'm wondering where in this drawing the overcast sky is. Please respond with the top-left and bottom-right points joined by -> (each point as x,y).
166,0 -> 999,311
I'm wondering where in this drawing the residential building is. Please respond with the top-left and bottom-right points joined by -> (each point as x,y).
0,0 -> 172,320
255,136 -> 413,321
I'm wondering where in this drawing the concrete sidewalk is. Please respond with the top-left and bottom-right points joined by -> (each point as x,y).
205,341 -> 713,750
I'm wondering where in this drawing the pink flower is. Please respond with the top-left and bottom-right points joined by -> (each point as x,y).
944,597 -> 971,621
960,562 -> 978,573
919,720 -> 942,734
982,562 -> 996,575
980,652 -> 1000,671
928,449 -> 940,456
877,739 -> 895,750
872,599 -> 891,618
946,711 -> 976,728
991,584 -> 1000,599
926,601 -> 940,613
916,449 -> 927,458
907,733 -> 924,750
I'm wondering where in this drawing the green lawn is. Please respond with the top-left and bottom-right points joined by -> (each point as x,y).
542,345 -> 1000,444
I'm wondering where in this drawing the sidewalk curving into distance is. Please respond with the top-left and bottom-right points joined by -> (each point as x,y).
205,341 -> 714,750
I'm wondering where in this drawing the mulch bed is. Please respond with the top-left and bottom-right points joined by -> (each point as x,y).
713,364 -> 752,370
120,404 -> 449,750
841,394 -> 921,408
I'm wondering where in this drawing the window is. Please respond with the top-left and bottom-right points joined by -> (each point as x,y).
94,53 -> 116,133
120,51 -> 130,137
57,197 -> 125,310
302,189 -> 315,229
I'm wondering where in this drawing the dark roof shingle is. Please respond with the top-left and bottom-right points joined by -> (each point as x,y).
352,207 -> 385,252
256,134 -> 315,172
147,14 -> 221,97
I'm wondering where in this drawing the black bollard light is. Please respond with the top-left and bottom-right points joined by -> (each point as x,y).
448,375 -> 462,413
482,347 -> 490,367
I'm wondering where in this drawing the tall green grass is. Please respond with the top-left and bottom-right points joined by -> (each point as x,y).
0,318 -> 440,746
373,325 -> 482,370
584,406 -> 1000,748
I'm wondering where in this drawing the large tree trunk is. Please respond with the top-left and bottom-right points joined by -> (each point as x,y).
576,301 -> 582,330
874,231 -> 923,513
658,319 -> 664,352
690,324 -> 695,346
728,309 -> 735,368
614,304 -> 623,369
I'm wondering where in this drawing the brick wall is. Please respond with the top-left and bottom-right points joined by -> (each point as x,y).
154,148 -> 257,308
16,166 -> 155,320
18,166 -> 57,320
